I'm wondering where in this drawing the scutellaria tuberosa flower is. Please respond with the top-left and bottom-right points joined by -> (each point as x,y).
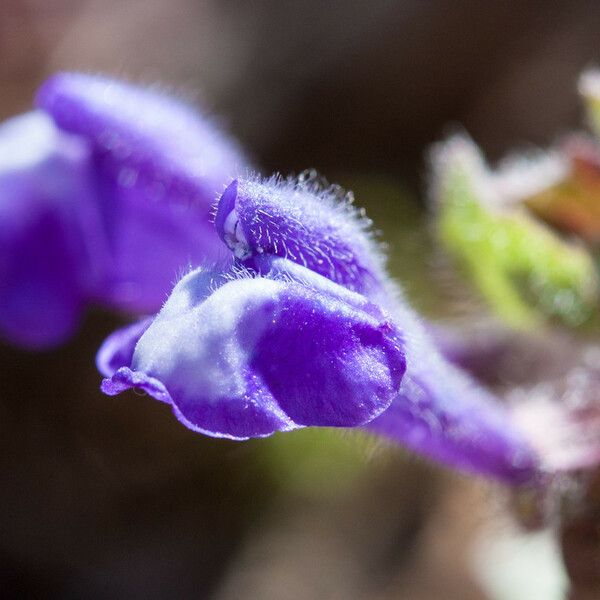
101,173 -> 543,485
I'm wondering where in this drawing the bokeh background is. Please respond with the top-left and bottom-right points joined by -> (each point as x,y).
3,1 -> 600,598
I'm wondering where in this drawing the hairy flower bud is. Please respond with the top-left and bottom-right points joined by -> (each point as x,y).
214,175 -> 387,297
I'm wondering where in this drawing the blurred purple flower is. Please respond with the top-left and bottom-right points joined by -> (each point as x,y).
0,112 -> 91,348
0,73 -> 247,349
101,175 -> 542,485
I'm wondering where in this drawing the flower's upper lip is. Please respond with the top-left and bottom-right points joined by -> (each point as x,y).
215,179 -> 238,236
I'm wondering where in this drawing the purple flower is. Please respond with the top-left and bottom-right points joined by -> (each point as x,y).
101,174 -> 541,485
217,175 -> 540,483
0,73 -> 247,348
100,258 -> 406,439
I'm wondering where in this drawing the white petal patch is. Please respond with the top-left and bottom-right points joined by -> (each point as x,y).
222,208 -> 252,259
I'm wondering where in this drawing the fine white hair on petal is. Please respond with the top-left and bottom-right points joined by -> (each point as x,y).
243,169 -> 382,248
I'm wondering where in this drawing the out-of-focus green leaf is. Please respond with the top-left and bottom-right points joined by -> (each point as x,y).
433,137 -> 598,330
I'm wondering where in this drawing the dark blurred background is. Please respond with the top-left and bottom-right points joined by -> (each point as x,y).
2,1 -> 599,598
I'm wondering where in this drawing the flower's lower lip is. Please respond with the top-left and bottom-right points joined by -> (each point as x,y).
101,366 -> 172,405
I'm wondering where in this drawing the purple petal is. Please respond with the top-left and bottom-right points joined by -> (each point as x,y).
0,112 -> 92,349
100,261 -> 406,440
96,317 -> 153,377
37,72 -> 248,312
101,366 -> 172,404
214,176 -> 387,296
